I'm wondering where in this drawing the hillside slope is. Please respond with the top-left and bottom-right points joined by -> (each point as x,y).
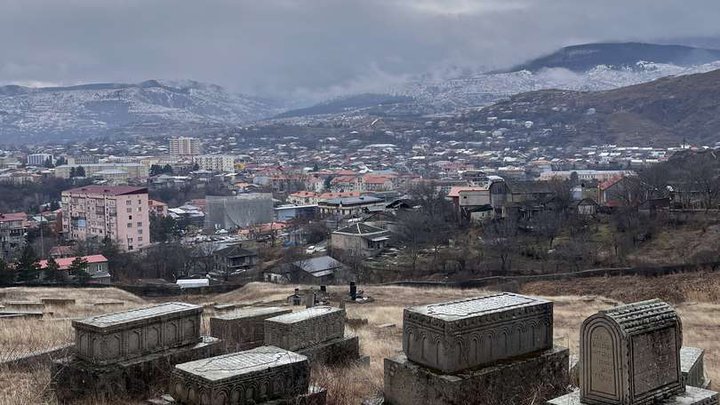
471,68 -> 720,145
0,80 -> 282,143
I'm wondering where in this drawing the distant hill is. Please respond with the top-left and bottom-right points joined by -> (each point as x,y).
508,42 -> 720,72
471,68 -> 720,146
274,93 -> 414,119
0,80 -> 283,143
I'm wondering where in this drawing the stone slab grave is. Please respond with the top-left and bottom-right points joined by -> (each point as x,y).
264,306 -> 361,365
210,307 -> 291,353
52,302 -> 222,402
170,345 -> 326,405
681,347 -> 709,389
41,298 -> 76,305
0,310 -> 43,319
384,292 -> 569,405
3,301 -> 44,311
547,299 -> 719,405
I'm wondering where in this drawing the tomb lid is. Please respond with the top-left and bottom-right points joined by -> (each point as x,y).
175,345 -> 307,382
214,306 -> 290,320
594,299 -> 679,335
407,292 -> 549,322
73,302 -> 202,332
265,306 -> 342,324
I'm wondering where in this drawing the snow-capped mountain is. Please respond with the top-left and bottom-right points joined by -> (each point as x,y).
0,80 -> 282,143
396,61 -> 720,112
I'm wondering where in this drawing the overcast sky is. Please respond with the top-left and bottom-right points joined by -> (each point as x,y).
1,0 -> 720,101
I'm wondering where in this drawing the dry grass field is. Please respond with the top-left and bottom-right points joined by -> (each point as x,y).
1,275 -> 720,404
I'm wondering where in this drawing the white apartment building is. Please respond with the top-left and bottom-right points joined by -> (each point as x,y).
192,155 -> 235,172
169,137 -> 202,156
27,153 -> 53,166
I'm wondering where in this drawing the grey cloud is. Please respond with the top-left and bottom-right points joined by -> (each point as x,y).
0,0 -> 719,102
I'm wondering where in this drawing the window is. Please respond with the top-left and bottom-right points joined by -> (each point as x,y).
137,222 -> 142,227
129,215 -> 133,220
138,236 -> 143,242
127,208 -> 132,213
126,200 -> 132,205
137,228 -> 143,234
127,223 -> 132,228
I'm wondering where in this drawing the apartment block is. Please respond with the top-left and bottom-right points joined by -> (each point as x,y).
192,155 -> 235,172
0,212 -> 27,260
61,186 -> 150,251
169,137 -> 202,156
27,153 -> 53,167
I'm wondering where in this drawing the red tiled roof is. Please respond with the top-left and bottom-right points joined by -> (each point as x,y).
63,185 -> 147,196
0,212 -> 27,223
38,254 -> 108,270
447,187 -> 487,198
599,176 -> 624,190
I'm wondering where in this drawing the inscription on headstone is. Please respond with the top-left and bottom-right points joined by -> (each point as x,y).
589,326 -> 618,398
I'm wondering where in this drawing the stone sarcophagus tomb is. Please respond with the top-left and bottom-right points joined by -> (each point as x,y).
170,345 -> 326,405
547,299 -> 719,405
403,292 -> 553,373
384,293 -> 568,405
72,302 -> 203,365
264,306 -> 361,365
264,306 -> 345,352
210,307 -> 292,353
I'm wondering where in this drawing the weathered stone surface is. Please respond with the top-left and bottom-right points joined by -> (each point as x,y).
73,302 -> 203,366
3,301 -> 44,310
297,335 -> 360,366
384,345 -> 569,405
210,307 -> 291,353
403,293 -> 553,373
52,336 -> 221,402
0,310 -> 43,319
580,299 -> 683,404
264,306 -> 345,352
170,346 -> 310,405
41,298 -> 76,305
547,387 -> 719,405
681,347 -> 708,389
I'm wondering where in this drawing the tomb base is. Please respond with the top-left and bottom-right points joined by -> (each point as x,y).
52,336 -> 221,403
297,335 -> 360,366
262,385 -> 327,405
546,386 -> 719,405
383,345 -> 569,405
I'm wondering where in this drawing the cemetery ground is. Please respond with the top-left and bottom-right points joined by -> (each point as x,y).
2,274 -> 720,404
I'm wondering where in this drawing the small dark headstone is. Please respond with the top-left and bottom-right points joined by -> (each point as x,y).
350,282 -> 357,300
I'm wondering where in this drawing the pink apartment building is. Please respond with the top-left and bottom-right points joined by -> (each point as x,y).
61,186 -> 150,251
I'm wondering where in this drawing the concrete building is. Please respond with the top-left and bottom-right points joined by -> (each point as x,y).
61,186 -> 150,251
38,254 -> 111,284
192,155 -> 235,172
169,137 -> 202,156
318,196 -> 385,216
27,153 -> 53,167
148,199 -> 169,216
331,222 -> 390,257
205,194 -> 273,230
54,163 -> 148,179
0,212 -> 27,260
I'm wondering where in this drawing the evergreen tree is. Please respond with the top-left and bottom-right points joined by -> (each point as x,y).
44,157 -> 55,168
55,156 -> 67,166
192,162 -> 200,171
16,244 -> 40,283
69,167 -> 76,178
43,257 -> 64,283
0,258 -> 16,285
68,257 -> 91,284
150,164 -> 162,176
76,166 -> 86,177
162,164 -> 174,174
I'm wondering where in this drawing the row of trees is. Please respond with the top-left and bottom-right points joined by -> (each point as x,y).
0,244 -> 91,285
